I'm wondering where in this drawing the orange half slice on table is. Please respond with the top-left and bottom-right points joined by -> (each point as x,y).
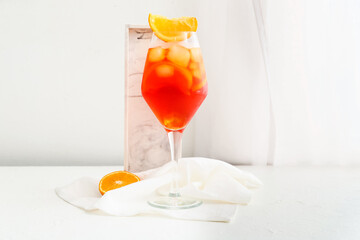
148,13 -> 198,42
99,171 -> 140,195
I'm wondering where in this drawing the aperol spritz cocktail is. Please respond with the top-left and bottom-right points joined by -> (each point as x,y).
142,14 -> 207,209
142,40 -> 207,132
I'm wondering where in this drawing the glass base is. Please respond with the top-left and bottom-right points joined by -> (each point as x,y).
148,195 -> 202,210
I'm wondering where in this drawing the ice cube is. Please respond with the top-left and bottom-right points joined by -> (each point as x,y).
189,62 -> 199,71
156,64 -> 174,78
190,48 -> 202,62
166,44 -> 190,68
148,47 -> 166,62
192,69 -> 202,79
192,77 -> 207,91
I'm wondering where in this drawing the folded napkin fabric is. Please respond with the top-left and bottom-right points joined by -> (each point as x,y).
56,157 -> 262,222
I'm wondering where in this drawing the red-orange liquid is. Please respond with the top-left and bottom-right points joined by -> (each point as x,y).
142,45 -> 207,132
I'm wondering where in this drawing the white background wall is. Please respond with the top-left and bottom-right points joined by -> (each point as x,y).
0,0 -> 199,165
266,0 -> 360,165
194,0 -> 360,166
1,0 -> 360,166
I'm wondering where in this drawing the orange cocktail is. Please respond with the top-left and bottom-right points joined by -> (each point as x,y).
142,42 -> 207,132
142,14 -> 207,209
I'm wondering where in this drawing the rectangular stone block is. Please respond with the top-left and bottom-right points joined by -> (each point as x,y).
124,25 -> 170,172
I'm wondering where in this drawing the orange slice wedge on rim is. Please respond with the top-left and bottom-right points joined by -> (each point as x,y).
148,14 -> 198,42
99,171 -> 140,195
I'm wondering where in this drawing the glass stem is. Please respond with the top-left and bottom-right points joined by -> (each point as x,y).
168,131 -> 182,198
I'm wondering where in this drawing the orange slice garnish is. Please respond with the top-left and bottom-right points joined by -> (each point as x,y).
99,171 -> 140,195
148,14 -> 198,42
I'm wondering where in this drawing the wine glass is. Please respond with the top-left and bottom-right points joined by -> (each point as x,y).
141,31 -> 207,209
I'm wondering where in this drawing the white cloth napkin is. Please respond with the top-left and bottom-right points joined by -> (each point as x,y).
56,158 -> 262,222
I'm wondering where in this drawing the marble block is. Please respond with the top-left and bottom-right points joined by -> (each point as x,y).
124,25 -> 170,172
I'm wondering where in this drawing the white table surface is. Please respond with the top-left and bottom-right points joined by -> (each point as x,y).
0,166 -> 359,240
